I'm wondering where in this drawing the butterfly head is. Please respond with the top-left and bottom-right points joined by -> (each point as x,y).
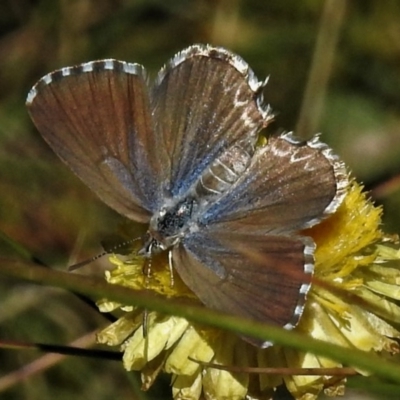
142,196 -> 199,256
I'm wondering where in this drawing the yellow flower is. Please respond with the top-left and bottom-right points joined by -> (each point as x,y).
96,180 -> 400,400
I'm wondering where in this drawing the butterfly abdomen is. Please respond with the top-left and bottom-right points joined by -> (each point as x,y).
147,137 -> 255,247
195,136 -> 255,198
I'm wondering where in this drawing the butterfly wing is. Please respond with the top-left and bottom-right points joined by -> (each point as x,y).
173,230 -> 314,347
172,133 -> 348,346
150,44 -> 271,199
200,133 -> 348,233
27,60 -> 155,222
27,45 -> 271,220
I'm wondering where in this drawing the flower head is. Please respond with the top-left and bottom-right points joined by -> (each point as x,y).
97,180 -> 400,399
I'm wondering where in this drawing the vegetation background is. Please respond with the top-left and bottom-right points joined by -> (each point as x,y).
1,0 -> 400,399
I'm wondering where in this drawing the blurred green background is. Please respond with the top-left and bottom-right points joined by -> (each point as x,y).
1,0 -> 400,399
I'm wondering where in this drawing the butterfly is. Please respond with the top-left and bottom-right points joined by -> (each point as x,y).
26,44 -> 348,347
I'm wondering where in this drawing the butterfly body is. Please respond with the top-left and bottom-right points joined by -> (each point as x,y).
147,196 -> 198,249
146,132 -> 257,251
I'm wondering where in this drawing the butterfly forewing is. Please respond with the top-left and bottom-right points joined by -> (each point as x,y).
150,44 -> 271,198
27,60 -> 155,222
173,230 -> 314,347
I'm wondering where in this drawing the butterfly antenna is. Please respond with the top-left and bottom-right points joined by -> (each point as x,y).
68,237 -> 142,271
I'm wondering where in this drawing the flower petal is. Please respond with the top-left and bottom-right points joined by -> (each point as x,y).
166,326 -> 214,375
122,313 -> 189,370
